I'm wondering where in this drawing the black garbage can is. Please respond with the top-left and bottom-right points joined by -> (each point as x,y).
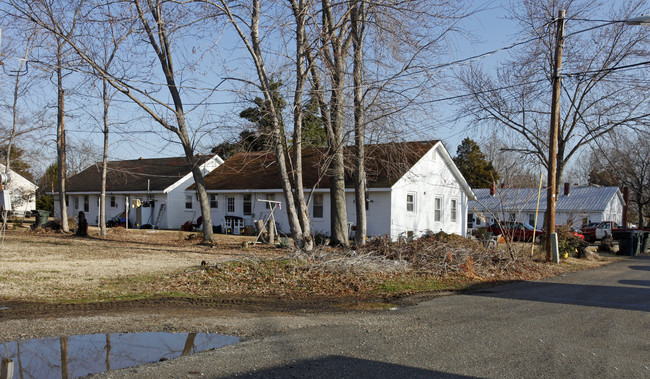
615,231 -> 635,256
32,210 -> 50,228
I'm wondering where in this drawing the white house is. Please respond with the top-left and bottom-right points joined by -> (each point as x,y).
194,141 -> 475,240
54,155 -> 223,229
0,164 -> 38,216
468,184 -> 625,230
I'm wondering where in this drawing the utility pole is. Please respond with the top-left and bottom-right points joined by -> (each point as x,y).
545,9 -> 566,262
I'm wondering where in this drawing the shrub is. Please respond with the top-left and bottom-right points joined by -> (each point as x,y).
555,226 -> 588,258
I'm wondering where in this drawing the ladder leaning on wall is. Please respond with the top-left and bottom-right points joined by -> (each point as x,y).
154,203 -> 166,229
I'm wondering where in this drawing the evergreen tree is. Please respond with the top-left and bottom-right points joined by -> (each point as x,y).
0,145 -> 34,182
301,94 -> 327,148
453,138 -> 500,189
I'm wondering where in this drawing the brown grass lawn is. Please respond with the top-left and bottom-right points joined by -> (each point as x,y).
0,224 -> 617,310
0,226 -> 286,302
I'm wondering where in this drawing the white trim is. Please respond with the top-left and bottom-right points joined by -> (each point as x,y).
165,155 -> 224,194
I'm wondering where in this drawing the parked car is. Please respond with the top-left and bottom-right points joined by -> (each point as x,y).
486,221 -> 543,242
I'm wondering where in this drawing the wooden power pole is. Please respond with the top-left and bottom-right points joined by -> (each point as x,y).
545,9 -> 566,262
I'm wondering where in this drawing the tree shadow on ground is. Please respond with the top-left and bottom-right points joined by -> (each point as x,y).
465,256 -> 650,312
217,355 -> 477,379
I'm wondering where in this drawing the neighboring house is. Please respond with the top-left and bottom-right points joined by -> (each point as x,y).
468,185 -> 624,230
0,164 -> 38,216
193,141 -> 475,240
54,155 -> 223,229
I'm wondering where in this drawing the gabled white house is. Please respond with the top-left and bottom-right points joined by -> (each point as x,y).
54,155 -> 223,229
193,141 -> 476,240
468,184 -> 625,230
0,164 -> 38,216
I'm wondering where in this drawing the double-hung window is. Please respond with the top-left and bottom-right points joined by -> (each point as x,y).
313,193 -> 324,218
434,197 -> 442,222
450,199 -> 457,223
227,196 -> 235,213
406,193 -> 416,213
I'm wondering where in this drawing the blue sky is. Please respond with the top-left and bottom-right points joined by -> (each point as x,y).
3,0 -> 644,176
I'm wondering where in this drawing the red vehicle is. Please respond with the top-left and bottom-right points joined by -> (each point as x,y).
487,221 -> 543,242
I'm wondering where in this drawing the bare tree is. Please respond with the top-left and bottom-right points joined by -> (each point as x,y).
459,0 -> 650,191
10,0 -> 221,242
588,130 -> 650,227
205,0 -> 314,250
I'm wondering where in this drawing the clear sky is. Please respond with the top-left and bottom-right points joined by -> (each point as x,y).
1,0 -> 644,176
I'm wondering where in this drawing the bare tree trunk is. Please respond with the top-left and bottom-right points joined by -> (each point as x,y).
290,0 -> 313,251
6,42 -> 31,173
56,38 -> 69,232
100,78 -> 109,236
322,0 -> 351,247
351,1 -> 366,247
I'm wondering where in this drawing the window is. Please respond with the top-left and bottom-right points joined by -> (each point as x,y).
210,194 -> 218,208
84,195 -> 89,212
434,197 -> 442,222
227,196 -> 235,213
74,196 -> 79,209
406,193 -> 416,212
450,199 -> 457,222
313,193 -> 324,218
185,195 -> 193,209
509,212 -> 516,221
265,194 -> 275,209
243,194 -> 252,215
110,196 -> 116,208
528,214 -> 536,227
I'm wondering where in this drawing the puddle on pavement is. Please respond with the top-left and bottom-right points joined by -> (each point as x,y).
0,332 -> 239,378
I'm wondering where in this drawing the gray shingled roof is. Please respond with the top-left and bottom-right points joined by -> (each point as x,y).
470,186 -> 622,213
66,156 -> 214,193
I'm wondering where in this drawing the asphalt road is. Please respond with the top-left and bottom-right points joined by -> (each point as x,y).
98,256 -> 650,378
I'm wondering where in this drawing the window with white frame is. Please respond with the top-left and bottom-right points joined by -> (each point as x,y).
434,197 -> 442,221
210,194 -> 218,208
265,193 -> 275,209
84,195 -> 89,212
406,193 -> 416,213
509,212 -> 516,221
185,195 -> 193,209
110,196 -> 116,208
313,193 -> 324,218
74,196 -> 79,209
528,214 -> 536,227
450,199 -> 458,222
243,194 -> 252,215
227,196 -> 235,213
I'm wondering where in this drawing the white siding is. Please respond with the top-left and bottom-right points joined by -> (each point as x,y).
389,144 -> 468,239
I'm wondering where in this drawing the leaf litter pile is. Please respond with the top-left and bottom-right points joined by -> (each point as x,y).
159,232 -> 609,304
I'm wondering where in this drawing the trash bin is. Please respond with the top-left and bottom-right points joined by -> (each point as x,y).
640,231 -> 650,254
32,210 -> 50,228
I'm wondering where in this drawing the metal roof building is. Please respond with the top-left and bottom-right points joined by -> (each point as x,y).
468,185 -> 624,229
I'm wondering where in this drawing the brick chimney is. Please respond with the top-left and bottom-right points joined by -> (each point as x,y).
564,182 -> 570,196
490,183 -> 496,196
622,187 -> 629,227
